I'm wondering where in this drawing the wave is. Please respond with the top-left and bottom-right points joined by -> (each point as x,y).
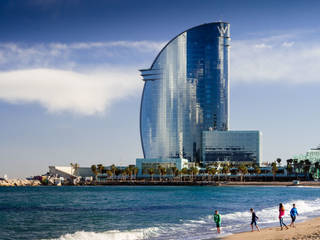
47,198 -> 320,240
222,197 -> 320,224
46,228 -> 159,240
166,197 -> 320,239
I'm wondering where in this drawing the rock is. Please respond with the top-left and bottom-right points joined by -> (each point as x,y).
0,179 -> 42,187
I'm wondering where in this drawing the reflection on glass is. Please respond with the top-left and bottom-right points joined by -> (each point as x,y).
202,131 -> 261,166
140,22 -> 230,162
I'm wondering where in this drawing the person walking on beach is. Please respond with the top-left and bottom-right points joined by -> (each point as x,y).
290,203 -> 299,228
250,208 -> 261,232
214,210 -> 221,234
279,203 -> 289,230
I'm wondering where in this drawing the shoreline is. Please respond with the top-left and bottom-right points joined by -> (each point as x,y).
92,181 -> 320,187
221,217 -> 320,240
1,180 -> 320,187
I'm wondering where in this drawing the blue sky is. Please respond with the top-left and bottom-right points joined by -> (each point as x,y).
1,0 -> 320,177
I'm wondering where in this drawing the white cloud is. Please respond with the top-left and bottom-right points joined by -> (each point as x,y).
0,68 -> 142,115
0,40 -> 164,115
282,41 -> 295,47
1,35 -> 320,116
67,41 -> 166,52
0,40 -> 165,70
254,43 -> 272,49
231,37 -> 320,84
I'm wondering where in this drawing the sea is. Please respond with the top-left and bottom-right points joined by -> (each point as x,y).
1,186 -> 320,240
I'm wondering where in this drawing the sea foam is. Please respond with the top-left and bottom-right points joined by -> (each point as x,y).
48,198 -> 320,240
47,228 -> 159,240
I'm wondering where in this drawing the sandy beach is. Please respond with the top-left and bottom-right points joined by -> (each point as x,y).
222,217 -> 320,240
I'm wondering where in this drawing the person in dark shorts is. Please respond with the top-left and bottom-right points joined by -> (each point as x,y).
250,208 -> 261,232
290,203 -> 299,228
214,210 -> 221,234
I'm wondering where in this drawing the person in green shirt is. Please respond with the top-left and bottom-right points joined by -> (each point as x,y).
214,210 -> 221,234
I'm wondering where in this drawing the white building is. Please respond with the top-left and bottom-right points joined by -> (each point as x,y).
293,145 -> 320,163
49,166 -> 95,180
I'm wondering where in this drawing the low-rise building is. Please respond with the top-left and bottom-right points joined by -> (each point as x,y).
136,158 -> 189,176
293,145 -> 320,163
202,130 -> 262,166
49,166 -> 94,180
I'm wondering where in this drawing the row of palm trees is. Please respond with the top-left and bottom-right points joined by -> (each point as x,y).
87,162 -> 263,182
142,163 -> 260,182
285,158 -> 320,179
270,158 -> 320,180
275,158 -> 320,175
72,159 -> 320,183
90,164 -> 139,181
143,166 -> 200,181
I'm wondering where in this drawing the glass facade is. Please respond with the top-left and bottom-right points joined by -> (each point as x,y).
202,131 -> 262,166
140,22 -> 230,162
136,158 -> 189,176
293,146 -> 320,163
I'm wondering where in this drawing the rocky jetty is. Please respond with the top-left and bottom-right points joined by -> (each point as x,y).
0,179 -> 42,187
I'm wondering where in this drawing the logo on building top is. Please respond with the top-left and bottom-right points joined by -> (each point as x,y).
217,25 -> 228,37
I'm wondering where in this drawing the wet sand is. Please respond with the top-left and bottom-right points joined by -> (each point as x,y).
222,217 -> 320,240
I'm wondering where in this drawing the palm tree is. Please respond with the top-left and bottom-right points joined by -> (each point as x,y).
293,159 -> 299,178
115,168 -> 121,180
178,170 -> 183,181
111,164 -> 117,181
304,159 -> 311,180
171,166 -> 178,181
209,168 -> 217,182
127,166 -> 133,180
70,163 -> 79,176
192,167 -> 199,179
276,158 -> 282,167
271,162 -> 278,181
160,167 -> 167,181
91,165 -> 98,179
286,159 -> 293,176
212,162 -> 221,181
187,168 -> 192,181
314,162 -> 320,179
253,164 -> 261,178
206,166 -> 211,181
133,167 -> 139,180
221,163 -> 230,180
158,165 -> 163,181
106,170 -> 112,180
148,168 -> 155,181
171,166 -> 177,176
253,164 -> 261,174
181,168 -> 188,181
97,164 -> 104,174
213,162 -> 219,169
190,167 -> 199,181
286,164 -> 293,176
238,164 -> 248,182
298,160 -> 305,174
121,169 -> 128,181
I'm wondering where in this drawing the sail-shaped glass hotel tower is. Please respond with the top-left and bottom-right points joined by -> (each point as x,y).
140,22 -> 230,162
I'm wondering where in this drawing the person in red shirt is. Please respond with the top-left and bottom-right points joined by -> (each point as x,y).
279,203 -> 289,230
